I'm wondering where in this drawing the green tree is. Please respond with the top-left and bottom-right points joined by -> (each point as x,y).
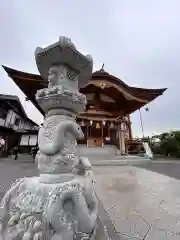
152,131 -> 180,158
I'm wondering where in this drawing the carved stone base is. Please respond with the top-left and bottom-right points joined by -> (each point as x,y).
0,172 -> 98,240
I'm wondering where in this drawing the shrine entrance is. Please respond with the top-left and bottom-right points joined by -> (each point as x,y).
87,121 -> 103,147
86,120 -> 111,148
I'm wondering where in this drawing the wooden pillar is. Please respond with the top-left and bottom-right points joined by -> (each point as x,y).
5,135 -> 8,153
86,121 -> 88,147
127,115 -> 132,140
120,131 -> 126,155
101,121 -> 104,147
119,122 -> 126,155
89,120 -> 92,137
108,122 -> 110,138
101,122 -> 103,138
118,123 -> 121,152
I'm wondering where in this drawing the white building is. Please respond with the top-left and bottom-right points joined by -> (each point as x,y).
0,94 -> 39,155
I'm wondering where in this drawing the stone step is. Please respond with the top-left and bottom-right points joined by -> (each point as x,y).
81,154 -> 148,160
77,144 -> 118,156
90,157 -> 151,166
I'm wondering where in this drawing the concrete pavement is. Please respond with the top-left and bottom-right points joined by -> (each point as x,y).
1,155 -> 180,239
93,165 -> 180,239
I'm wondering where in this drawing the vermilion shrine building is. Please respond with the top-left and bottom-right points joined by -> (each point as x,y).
2,66 -> 166,155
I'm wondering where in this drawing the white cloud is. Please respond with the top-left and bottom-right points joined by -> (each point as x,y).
0,0 -> 179,135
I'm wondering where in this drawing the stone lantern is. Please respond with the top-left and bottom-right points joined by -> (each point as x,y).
0,37 -> 98,240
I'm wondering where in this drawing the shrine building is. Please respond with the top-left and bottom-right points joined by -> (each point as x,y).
2,66 -> 167,155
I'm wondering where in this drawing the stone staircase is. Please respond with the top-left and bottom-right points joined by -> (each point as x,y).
77,144 -> 150,166
77,144 -> 119,158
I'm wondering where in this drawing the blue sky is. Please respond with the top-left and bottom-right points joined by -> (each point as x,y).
0,0 -> 180,137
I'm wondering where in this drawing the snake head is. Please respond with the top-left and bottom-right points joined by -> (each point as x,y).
65,122 -> 84,140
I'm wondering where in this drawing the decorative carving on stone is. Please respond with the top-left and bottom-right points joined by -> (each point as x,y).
0,36 -> 98,239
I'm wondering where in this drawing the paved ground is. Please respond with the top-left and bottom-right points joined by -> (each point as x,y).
0,156 -> 38,198
93,165 -> 180,239
1,155 -> 180,239
136,161 -> 180,180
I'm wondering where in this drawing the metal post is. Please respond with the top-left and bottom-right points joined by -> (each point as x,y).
139,109 -> 144,137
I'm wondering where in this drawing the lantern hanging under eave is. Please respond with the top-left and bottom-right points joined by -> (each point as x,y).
121,122 -> 126,131
110,122 -> 114,128
102,120 -> 106,126
80,121 -> 85,126
96,122 -> 100,129
90,120 -> 93,126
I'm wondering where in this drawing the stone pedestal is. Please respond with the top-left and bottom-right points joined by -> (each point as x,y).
0,37 -> 98,240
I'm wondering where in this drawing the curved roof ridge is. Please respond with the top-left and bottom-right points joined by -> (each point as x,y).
92,69 -> 167,100
2,65 -> 167,113
130,86 -> 167,92
2,65 -> 42,81
93,70 -> 129,88
3,65 -> 167,93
